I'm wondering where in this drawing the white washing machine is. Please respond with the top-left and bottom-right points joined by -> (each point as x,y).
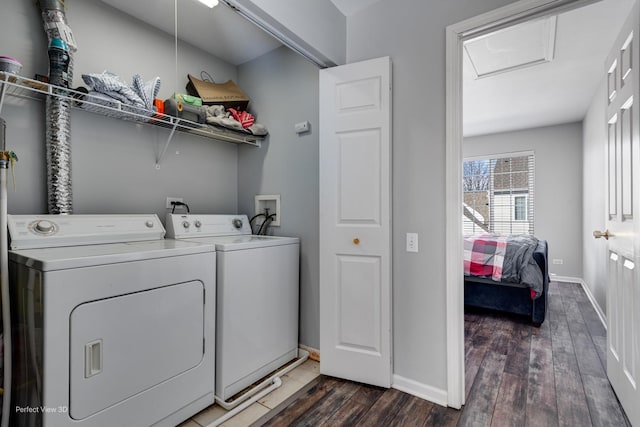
166,214 -> 299,401
7,214 -> 216,427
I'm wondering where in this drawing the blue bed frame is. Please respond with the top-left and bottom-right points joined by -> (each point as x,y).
464,240 -> 549,326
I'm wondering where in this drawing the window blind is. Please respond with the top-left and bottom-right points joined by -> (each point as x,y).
463,152 -> 535,235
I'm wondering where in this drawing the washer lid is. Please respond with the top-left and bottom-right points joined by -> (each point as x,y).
9,239 -> 216,271
175,234 -> 299,251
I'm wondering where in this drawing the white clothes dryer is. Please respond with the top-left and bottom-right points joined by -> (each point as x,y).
7,214 -> 216,427
166,214 -> 299,401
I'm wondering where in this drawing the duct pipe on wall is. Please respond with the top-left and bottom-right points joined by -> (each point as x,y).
38,0 -> 77,214
0,118 -> 10,427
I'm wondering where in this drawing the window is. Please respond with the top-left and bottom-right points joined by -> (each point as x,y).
514,196 -> 527,221
463,152 -> 534,235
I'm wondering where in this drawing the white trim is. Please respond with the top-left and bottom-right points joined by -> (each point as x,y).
392,374 -> 448,408
445,20 -> 465,410
552,276 -> 607,329
445,0 -> 599,410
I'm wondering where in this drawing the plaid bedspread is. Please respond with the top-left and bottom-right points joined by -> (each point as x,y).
464,234 -> 508,281
464,234 -> 543,297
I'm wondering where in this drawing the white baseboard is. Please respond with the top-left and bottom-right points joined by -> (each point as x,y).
305,348 -> 448,407
304,349 -> 449,407
551,275 -> 607,330
392,374 -> 448,407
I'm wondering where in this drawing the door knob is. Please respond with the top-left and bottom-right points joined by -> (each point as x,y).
593,229 -> 611,240
353,237 -> 360,245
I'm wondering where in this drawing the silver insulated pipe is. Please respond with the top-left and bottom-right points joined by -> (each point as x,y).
38,0 -> 76,214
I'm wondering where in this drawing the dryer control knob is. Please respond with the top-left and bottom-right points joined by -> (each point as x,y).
182,221 -> 190,229
194,220 -> 202,228
34,220 -> 55,234
145,220 -> 154,228
232,218 -> 243,229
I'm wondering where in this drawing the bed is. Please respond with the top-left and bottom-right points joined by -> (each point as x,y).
463,235 -> 549,326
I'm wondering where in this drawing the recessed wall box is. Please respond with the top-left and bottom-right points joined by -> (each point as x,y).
255,194 -> 281,227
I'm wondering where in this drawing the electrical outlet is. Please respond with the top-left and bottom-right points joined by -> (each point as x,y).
166,197 -> 183,209
552,259 -> 564,265
406,233 -> 418,253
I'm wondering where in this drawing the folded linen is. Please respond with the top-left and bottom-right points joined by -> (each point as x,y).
132,74 -> 161,110
82,71 -> 145,108
204,104 -> 268,136
81,71 -> 161,112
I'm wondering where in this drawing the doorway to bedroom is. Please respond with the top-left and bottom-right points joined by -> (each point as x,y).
452,0 -> 635,423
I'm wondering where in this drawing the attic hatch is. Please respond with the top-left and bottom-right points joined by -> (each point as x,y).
464,16 -> 557,79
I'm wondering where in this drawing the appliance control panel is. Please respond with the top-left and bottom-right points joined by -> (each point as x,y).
8,214 -> 165,250
166,214 -> 251,239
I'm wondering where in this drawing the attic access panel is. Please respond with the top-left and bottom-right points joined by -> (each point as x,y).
465,16 -> 557,79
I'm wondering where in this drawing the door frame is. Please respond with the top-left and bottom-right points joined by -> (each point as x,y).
444,0 -> 600,408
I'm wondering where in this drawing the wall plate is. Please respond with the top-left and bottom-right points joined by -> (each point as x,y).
255,194 -> 281,226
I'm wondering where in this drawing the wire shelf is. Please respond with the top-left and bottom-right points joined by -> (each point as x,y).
0,72 -> 263,166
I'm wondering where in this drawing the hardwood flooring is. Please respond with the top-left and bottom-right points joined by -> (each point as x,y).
258,282 -> 630,426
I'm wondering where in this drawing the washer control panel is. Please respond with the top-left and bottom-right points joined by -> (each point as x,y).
8,214 -> 165,250
166,214 -> 251,239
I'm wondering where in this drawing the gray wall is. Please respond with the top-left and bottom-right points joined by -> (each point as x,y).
237,46 -> 320,348
582,79 -> 608,314
1,0 -> 239,218
346,0 -> 522,392
464,123 -> 584,278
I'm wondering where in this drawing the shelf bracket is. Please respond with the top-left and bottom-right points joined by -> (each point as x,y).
155,118 -> 180,169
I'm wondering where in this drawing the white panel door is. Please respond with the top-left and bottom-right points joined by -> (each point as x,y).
319,56 -> 392,387
602,3 -> 640,426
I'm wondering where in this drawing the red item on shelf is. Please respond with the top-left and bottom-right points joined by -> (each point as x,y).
228,108 -> 254,129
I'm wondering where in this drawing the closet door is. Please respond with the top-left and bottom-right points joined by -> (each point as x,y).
319,56 -> 392,387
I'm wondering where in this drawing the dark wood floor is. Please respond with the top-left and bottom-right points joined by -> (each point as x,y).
258,282 -> 630,426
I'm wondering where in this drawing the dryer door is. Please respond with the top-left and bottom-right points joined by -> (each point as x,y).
69,281 -> 204,420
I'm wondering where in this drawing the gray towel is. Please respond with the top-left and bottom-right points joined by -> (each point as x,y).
82,71 -> 145,108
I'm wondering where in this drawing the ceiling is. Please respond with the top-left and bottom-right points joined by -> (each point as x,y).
99,0 -> 634,137
329,0 -> 383,16
464,0 -> 635,137
98,0 -> 385,65
99,0 -> 282,65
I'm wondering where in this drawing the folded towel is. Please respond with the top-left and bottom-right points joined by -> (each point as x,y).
132,74 -> 161,110
82,71 -> 145,108
81,71 -> 161,110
